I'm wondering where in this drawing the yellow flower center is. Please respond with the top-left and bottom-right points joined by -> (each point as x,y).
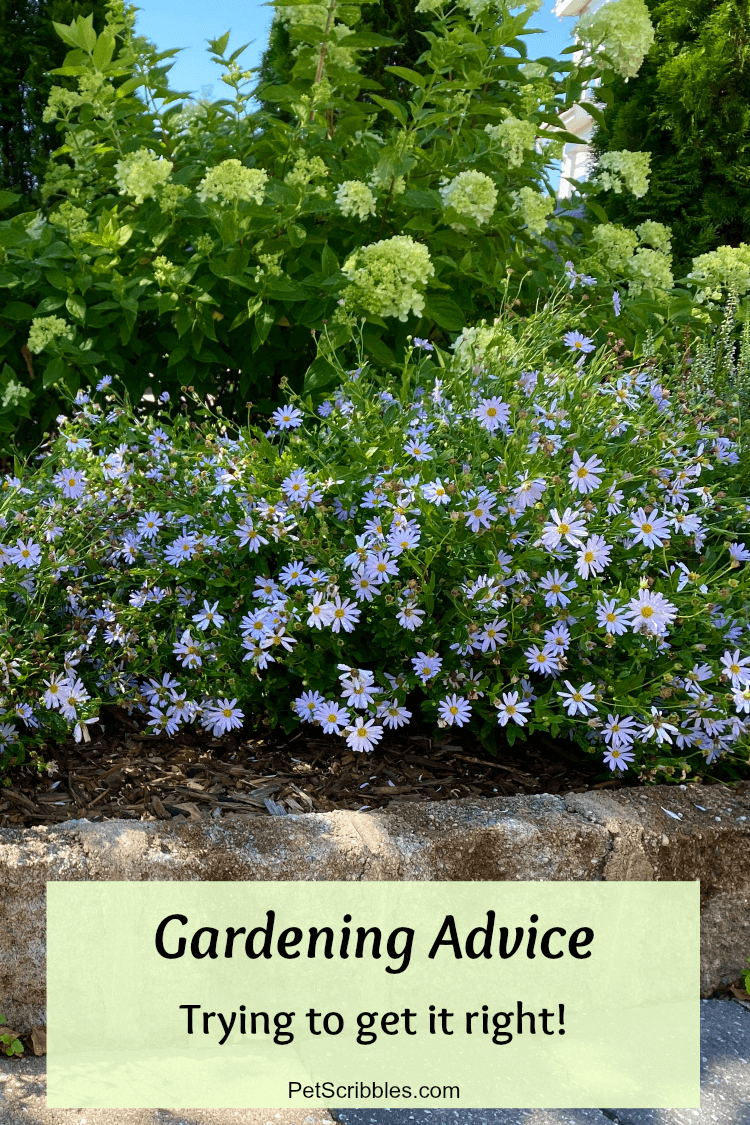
641,606 -> 654,618
559,523 -> 570,535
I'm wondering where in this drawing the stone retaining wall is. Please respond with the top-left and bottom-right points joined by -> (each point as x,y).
1,787 -> 749,1027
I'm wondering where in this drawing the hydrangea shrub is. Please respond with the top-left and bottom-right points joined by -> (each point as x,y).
0,0 -> 602,455
1,295 -> 748,785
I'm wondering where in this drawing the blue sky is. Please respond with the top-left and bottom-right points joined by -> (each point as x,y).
134,1 -> 578,99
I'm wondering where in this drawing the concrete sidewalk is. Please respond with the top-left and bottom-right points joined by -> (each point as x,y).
0,1001 -> 747,1125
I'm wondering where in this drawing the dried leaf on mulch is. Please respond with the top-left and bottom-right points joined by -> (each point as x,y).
729,985 -> 750,1011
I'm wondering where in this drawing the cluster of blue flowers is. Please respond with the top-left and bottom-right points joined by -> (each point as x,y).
0,309 -> 748,783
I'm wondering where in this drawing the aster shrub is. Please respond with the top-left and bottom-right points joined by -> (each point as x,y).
0,0 -> 643,457
0,293 -> 749,785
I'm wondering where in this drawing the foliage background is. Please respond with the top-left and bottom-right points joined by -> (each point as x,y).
0,0 -> 109,213
589,0 -> 750,277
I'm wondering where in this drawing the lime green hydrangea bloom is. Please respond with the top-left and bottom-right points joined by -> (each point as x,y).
485,117 -> 537,169
27,316 -> 75,354
335,181 -> 377,220
511,186 -> 555,235
343,235 -> 435,321
285,156 -> 328,196
152,257 -> 177,288
277,2 -> 328,27
636,221 -> 672,256
625,248 -> 674,296
688,244 -> 750,302
440,170 -> 498,226
192,234 -> 215,256
42,86 -> 82,123
160,184 -> 191,211
595,150 -> 651,198
575,0 -> 655,79
459,0 -> 492,19
197,161 -> 267,205
591,224 -> 640,271
114,149 -> 172,205
49,201 -> 89,237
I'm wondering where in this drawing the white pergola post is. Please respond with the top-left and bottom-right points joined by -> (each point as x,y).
551,0 -> 609,199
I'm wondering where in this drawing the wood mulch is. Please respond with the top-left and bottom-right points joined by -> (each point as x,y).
0,704 -> 731,830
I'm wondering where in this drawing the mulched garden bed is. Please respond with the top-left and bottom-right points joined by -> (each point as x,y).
0,704 -> 737,830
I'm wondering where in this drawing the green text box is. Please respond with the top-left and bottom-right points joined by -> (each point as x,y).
47,881 -> 699,1108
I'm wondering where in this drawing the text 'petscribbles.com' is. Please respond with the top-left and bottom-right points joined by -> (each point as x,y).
287,1081 -> 461,1101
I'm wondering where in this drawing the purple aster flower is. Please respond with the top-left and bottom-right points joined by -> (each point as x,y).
563,330 -> 596,354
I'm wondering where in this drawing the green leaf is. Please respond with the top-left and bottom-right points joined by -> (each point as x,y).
52,19 -> 83,47
1,301 -> 35,321
361,331 -> 394,365
384,66 -> 426,89
369,95 -> 408,127
264,275 -> 308,301
264,178 -> 295,206
175,306 -> 191,337
337,31 -> 399,48
76,14 -> 97,52
616,668 -> 646,694
35,296 -> 65,315
115,75 -> 145,99
45,268 -> 69,291
583,101 -> 609,132
0,192 -> 20,212
303,356 -> 339,393
298,297 -> 328,328
42,357 -> 66,387
287,224 -> 306,248
0,226 -> 26,249
321,245 -> 339,279
423,295 -> 466,332
92,33 -> 115,68
207,30 -> 231,56
402,189 -> 441,209
66,295 -> 86,322
585,200 -> 609,224
166,344 -> 189,368
255,305 -> 276,345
